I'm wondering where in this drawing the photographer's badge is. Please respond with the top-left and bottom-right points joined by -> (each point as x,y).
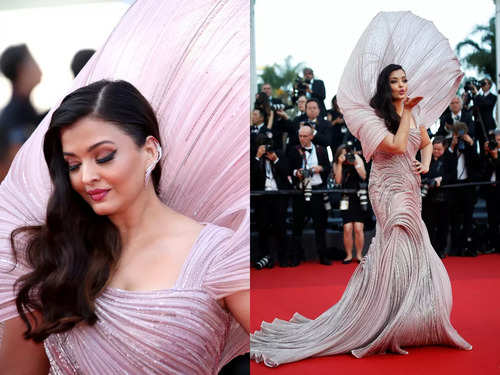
340,195 -> 349,210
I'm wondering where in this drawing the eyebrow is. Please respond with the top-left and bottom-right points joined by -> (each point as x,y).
63,140 -> 116,156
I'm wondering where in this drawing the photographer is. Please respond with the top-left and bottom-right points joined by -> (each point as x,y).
289,125 -> 332,266
442,121 -> 480,256
436,96 -> 474,139
480,129 -> 500,253
251,133 -> 292,268
283,99 -> 330,156
254,91 -> 289,152
327,95 -> 359,150
421,136 -> 454,258
294,95 -> 307,124
250,107 -> 273,157
470,78 -> 497,151
332,143 -> 367,264
297,67 -> 327,117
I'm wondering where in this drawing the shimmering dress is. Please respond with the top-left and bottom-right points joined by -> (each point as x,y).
0,0 -> 249,373
44,224 -> 248,374
251,11 -> 472,367
250,127 -> 472,366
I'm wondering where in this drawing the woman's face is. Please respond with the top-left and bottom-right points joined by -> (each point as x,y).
388,69 -> 408,101
61,117 -> 156,216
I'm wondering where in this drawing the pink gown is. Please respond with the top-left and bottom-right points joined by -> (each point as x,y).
0,0 -> 249,373
250,11 -> 471,367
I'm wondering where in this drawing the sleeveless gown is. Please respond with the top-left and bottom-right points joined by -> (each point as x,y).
251,11 -> 472,366
250,127 -> 472,366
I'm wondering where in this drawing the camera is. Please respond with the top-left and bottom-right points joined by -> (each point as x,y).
302,168 -> 315,179
453,122 -> 468,152
487,136 -> 498,151
270,103 -> 293,111
344,141 -> 356,164
464,79 -> 481,92
421,177 -> 437,198
291,76 -> 308,103
357,182 -> 369,211
255,255 -> 272,270
260,135 -> 274,153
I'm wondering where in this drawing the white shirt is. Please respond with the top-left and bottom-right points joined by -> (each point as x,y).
264,159 -> 278,191
457,152 -> 468,180
301,143 -> 322,186
451,111 -> 461,122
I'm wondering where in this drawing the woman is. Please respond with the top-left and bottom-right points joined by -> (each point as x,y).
1,79 -> 248,374
251,11 -> 471,367
332,144 -> 367,263
0,0 -> 249,373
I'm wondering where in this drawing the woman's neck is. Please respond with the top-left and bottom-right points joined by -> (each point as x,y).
108,187 -> 167,248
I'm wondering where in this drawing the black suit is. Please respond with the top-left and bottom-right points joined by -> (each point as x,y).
437,110 -> 474,138
250,124 -> 274,159
288,144 -> 331,263
441,142 -> 480,255
283,118 -> 331,156
480,151 -> 500,251
421,155 -> 454,256
309,79 -> 327,116
268,97 -> 286,151
474,92 -> 497,133
251,150 -> 292,265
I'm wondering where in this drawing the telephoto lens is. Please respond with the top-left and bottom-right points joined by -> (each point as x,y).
255,255 -> 272,270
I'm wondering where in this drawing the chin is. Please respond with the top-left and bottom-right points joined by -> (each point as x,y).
89,202 -> 119,216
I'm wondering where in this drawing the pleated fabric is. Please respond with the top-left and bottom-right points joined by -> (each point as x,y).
250,12 -> 471,367
0,0 -> 249,373
337,11 -> 463,162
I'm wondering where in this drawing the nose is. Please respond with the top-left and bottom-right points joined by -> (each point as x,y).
80,161 -> 100,185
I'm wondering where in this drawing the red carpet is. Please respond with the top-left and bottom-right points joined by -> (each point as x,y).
251,254 -> 500,374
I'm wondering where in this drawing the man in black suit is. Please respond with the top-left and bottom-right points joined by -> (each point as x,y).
436,96 -> 474,138
251,133 -> 292,267
471,78 -> 497,151
441,122 -> 480,256
303,68 -> 327,117
421,137 -> 455,258
250,108 -> 273,156
260,83 -> 289,151
293,95 -> 307,124
480,129 -> 500,253
289,125 -> 332,266
277,99 -> 330,156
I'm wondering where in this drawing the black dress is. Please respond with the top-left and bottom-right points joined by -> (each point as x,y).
340,163 -> 366,224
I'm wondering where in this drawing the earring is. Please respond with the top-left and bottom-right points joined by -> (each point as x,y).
144,139 -> 162,186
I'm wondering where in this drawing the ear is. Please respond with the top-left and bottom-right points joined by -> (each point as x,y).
143,136 -> 162,165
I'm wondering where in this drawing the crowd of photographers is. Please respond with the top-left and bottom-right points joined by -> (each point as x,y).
251,70 -> 500,269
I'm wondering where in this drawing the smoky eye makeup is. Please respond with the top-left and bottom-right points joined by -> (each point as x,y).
96,149 -> 117,164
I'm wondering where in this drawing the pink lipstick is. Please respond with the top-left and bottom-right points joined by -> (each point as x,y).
87,189 -> 110,202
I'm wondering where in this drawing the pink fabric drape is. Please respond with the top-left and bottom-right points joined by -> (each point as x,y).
337,11 -> 463,161
0,0 -> 249,371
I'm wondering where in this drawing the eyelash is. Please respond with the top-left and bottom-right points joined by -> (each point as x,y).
67,150 -> 117,172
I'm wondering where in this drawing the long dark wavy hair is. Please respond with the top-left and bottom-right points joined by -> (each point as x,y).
369,64 -> 405,134
11,79 -> 162,342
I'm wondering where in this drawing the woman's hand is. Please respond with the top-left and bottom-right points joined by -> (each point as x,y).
403,96 -> 423,110
412,159 -> 428,174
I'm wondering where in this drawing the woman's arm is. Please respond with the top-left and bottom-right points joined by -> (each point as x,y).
417,143 -> 432,174
224,290 -> 249,333
0,316 -> 49,375
333,162 -> 343,185
354,154 -> 367,180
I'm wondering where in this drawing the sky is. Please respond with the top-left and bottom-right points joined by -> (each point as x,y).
0,1 -> 131,110
255,0 -> 496,103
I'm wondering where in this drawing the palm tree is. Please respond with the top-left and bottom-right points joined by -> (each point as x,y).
456,16 -> 495,80
259,55 -> 304,102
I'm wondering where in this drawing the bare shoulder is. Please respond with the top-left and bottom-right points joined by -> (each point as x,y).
158,208 -> 206,247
